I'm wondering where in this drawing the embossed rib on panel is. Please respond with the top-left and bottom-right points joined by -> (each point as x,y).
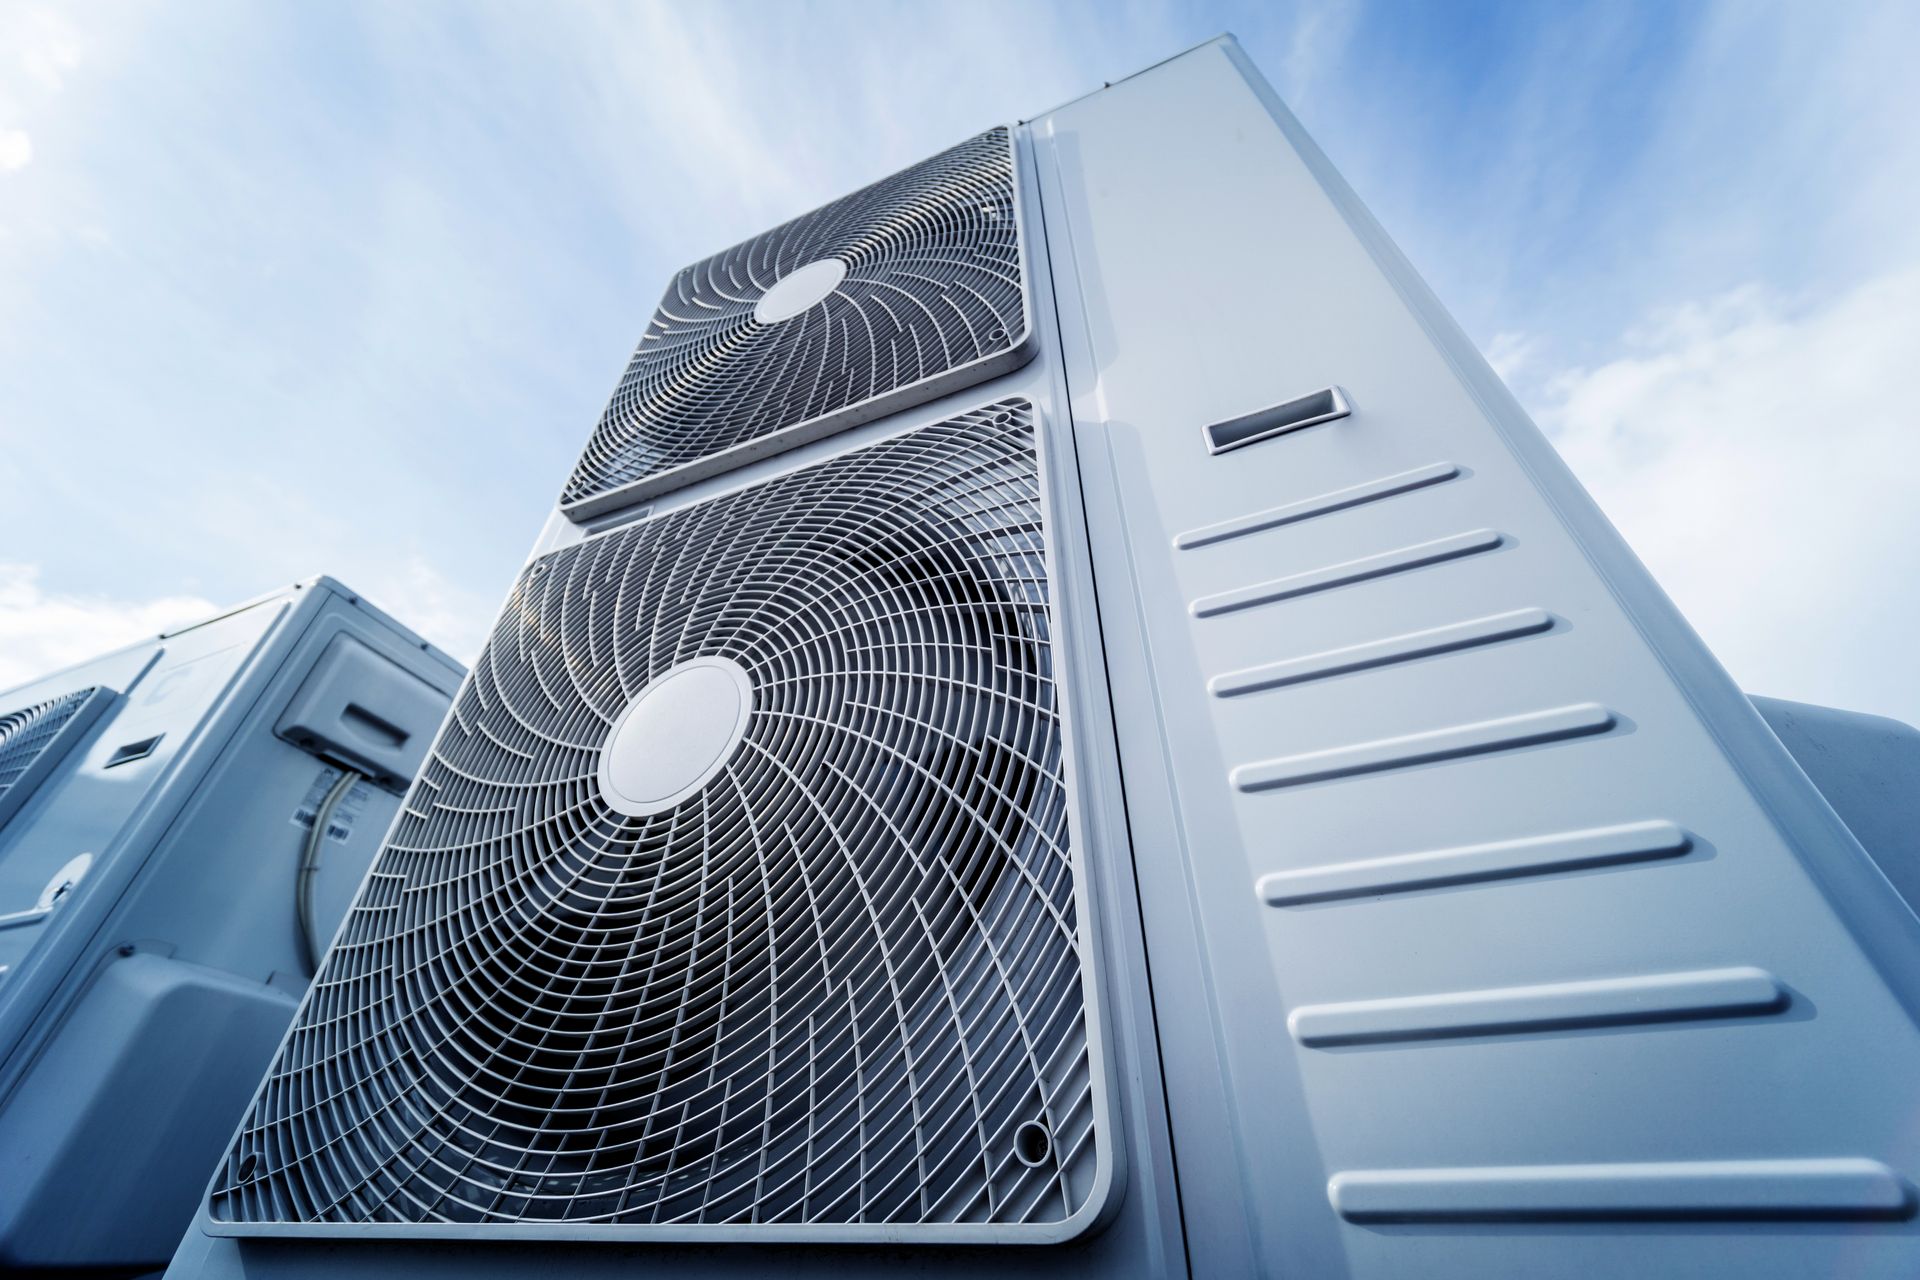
212,402 -> 1108,1240
1173,462 -> 1461,550
1190,529 -> 1504,618
1289,966 -> 1786,1047
1211,609 -> 1556,698
1257,820 -> 1692,904
1330,1159 -> 1915,1222
1232,703 -> 1618,792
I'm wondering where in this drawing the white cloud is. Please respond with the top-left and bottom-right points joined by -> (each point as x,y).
1527,268 -> 1920,723
0,555 -> 489,696
20,27 -> 80,92
0,564 -> 216,693
2,1 -> 1914,730
1482,330 -> 1539,384
0,128 -> 30,172
3,5 -> 83,93
1277,0 -> 1361,108
356,554 -> 498,666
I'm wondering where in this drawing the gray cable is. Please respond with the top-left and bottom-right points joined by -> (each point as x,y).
295,767 -> 359,975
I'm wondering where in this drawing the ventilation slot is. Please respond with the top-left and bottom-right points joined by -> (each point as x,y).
1204,385 -> 1351,454
103,734 -> 164,769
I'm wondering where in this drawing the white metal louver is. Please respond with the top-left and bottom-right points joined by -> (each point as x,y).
558,127 -> 1035,520
211,400 -> 1113,1242
0,685 -> 111,832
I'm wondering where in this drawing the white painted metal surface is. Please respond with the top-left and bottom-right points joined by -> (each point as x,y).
0,578 -> 461,1271
164,35 -> 1920,1280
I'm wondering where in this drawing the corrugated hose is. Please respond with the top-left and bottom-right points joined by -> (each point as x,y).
296,767 -> 360,975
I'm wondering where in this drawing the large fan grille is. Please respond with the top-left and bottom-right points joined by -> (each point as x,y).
0,687 -> 103,829
559,128 -> 1032,518
213,401 -> 1106,1239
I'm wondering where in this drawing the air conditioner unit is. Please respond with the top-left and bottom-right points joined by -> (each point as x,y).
169,36 -> 1920,1280
0,576 -> 462,1273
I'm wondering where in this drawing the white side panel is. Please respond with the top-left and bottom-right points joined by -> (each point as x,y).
0,581 -> 463,1272
1038,37 -> 1920,1278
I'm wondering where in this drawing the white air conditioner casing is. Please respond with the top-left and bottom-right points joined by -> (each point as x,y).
0,577 -> 462,1272
208,402 -> 1118,1243
169,36 -> 1920,1279
560,126 -> 1038,518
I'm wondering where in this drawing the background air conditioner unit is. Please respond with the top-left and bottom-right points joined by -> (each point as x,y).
169,36 -> 1920,1280
0,576 -> 461,1273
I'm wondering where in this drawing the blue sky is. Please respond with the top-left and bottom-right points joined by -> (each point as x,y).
2,1 -> 1917,722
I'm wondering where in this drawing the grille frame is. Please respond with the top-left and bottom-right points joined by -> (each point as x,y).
207,400 -> 1119,1245
0,685 -> 114,833
559,127 -> 1039,524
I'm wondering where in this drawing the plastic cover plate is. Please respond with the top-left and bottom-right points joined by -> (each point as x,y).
209,400 -> 1114,1242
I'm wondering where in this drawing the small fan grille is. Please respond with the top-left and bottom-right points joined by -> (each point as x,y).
560,128 -> 1032,518
0,687 -> 101,821
214,401 -> 1106,1239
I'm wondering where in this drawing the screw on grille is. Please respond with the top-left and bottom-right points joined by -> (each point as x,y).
214,402 -> 1104,1236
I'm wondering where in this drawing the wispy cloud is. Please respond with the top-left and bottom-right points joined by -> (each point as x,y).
1275,0 -> 1361,108
0,129 -> 28,172
356,553 -> 501,665
0,0 -> 1915,725
1410,0 -> 1920,721
0,4 -> 84,181
0,0 -> 1163,685
1519,269 -> 1920,721
9,6 -> 82,92
1481,331 -> 1539,384
0,564 -> 214,693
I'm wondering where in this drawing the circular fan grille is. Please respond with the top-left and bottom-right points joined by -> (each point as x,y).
215,401 -> 1104,1236
560,128 -> 1031,517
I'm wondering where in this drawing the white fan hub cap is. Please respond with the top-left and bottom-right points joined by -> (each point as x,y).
752,258 -> 846,324
597,657 -> 754,817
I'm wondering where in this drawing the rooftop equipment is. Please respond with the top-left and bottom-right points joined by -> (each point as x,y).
167,37 -> 1920,1280
0,577 -> 461,1273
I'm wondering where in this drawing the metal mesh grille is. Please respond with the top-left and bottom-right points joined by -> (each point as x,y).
560,128 -> 1032,518
213,401 -> 1105,1238
0,687 -> 100,820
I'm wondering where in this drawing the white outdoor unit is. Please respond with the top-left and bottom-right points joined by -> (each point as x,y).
0,577 -> 462,1273
168,36 -> 1920,1279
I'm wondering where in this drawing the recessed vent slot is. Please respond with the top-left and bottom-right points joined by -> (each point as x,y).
103,734 -> 164,769
340,703 -> 406,749
1205,385 -> 1351,454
